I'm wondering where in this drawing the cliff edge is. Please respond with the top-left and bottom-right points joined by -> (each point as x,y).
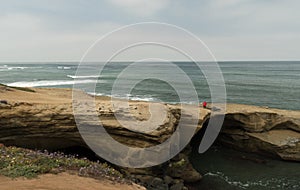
0,85 -> 300,188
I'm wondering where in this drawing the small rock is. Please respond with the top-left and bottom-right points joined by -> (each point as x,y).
170,182 -> 184,190
163,175 -> 173,185
151,177 -> 164,187
172,179 -> 184,185
180,164 -> 202,183
150,177 -> 168,190
0,100 -> 8,104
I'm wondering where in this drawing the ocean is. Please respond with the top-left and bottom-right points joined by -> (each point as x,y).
1,61 -> 299,110
1,61 -> 300,189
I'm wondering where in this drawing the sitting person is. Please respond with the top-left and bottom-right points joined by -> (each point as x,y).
202,101 -> 207,108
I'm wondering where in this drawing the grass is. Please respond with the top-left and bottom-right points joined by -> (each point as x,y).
0,145 -> 124,181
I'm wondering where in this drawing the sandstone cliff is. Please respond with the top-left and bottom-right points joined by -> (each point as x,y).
0,85 -> 300,188
0,86 -> 203,189
219,104 -> 300,161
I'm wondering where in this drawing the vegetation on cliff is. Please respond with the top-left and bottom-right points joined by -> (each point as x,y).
0,144 -> 124,181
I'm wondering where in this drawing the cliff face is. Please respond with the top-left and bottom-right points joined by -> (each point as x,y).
0,86 -> 300,187
218,105 -> 300,161
0,86 -> 204,188
0,102 -> 81,150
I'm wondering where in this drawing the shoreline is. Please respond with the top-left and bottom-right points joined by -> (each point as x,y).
2,84 -> 300,112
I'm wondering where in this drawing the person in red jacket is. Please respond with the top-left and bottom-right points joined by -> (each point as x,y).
202,101 -> 207,108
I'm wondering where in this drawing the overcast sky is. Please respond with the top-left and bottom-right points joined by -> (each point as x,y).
0,0 -> 299,62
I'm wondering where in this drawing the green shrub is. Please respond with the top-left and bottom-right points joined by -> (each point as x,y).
0,146 -> 122,180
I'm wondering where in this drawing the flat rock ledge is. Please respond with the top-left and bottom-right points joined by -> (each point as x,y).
219,104 -> 300,161
0,87 -> 300,189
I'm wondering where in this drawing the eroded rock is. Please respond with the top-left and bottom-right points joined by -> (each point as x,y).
217,105 -> 300,161
0,87 -> 300,189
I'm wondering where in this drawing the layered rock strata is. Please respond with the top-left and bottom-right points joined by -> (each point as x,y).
1,86 -> 300,189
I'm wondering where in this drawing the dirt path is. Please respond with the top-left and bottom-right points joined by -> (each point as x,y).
0,173 -> 145,190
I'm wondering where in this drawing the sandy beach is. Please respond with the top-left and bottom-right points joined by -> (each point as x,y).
0,172 -> 145,190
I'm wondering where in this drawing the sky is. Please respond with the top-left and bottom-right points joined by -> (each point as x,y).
0,0 -> 300,62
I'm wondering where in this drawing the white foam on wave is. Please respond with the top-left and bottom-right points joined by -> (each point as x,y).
67,75 -> 100,79
130,96 -> 156,102
204,171 -> 295,189
87,93 -> 196,104
57,66 -> 72,70
88,92 -> 105,96
7,80 -> 100,87
0,65 -> 43,71
8,67 -> 26,70
205,172 -> 250,189
87,92 -> 157,102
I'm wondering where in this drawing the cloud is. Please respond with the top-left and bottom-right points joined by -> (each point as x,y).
204,34 -> 300,61
0,13 -> 123,61
0,1 -> 300,61
106,0 -> 170,16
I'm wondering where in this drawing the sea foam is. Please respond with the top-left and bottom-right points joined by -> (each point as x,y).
7,80 -> 100,87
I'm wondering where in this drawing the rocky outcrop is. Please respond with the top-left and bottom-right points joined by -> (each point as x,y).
1,86 -> 300,188
0,102 -> 81,150
0,87 -> 203,189
217,104 -> 300,161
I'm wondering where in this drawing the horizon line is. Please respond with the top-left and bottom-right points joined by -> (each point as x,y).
0,60 -> 300,63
